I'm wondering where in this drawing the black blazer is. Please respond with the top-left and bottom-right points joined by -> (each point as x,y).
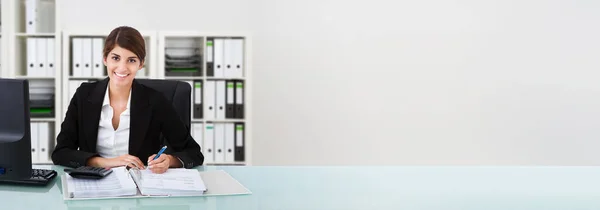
51,78 -> 204,169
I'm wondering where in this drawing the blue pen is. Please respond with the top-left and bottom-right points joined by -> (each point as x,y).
153,146 -> 168,160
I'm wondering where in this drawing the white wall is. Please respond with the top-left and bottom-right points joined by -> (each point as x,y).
59,0 -> 600,165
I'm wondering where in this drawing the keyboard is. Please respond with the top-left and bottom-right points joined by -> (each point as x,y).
0,169 -> 57,186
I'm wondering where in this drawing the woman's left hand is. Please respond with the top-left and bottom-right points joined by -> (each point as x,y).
147,154 -> 172,174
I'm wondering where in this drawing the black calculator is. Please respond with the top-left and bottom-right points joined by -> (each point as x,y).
64,166 -> 113,179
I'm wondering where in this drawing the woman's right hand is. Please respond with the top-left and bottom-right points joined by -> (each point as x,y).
87,154 -> 145,169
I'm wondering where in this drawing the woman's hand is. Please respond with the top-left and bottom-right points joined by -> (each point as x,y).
147,154 -> 181,174
87,154 -> 145,169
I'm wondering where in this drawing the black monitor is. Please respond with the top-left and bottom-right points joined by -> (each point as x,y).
0,78 -> 33,180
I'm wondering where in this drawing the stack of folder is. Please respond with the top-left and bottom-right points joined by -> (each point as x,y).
191,123 -> 245,164
165,51 -> 202,76
26,38 -> 55,77
196,80 -> 244,120
206,38 -> 244,78
29,80 -> 54,118
30,122 -> 54,164
165,38 -> 203,77
71,38 -> 105,77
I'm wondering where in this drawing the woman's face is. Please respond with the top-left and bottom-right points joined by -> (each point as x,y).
104,45 -> 143,88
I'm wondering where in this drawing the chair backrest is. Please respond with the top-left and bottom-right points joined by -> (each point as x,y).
135,79 -> 191,128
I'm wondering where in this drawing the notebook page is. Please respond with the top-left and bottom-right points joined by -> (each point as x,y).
66,166 -> 137,198
139,169 -> 207,193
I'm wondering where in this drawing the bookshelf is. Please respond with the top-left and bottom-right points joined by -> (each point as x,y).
1,2 -> 252,166
3,0 -> 59,164
157,32 -> 252,166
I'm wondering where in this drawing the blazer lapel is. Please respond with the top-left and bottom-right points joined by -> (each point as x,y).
129,79 -> 152,155
84,78 -> 108,152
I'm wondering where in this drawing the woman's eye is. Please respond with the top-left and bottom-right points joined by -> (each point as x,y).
112,56 -> 119,61
128,59 -> 137,63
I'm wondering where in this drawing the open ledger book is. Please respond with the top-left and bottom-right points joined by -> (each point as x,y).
64,166 -> 207,199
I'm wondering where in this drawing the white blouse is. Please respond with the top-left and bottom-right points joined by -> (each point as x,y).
96,86 -> 132,158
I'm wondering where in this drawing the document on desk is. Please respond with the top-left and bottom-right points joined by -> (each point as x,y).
65,166 -> 137,199
62,167 -> 249,200
129,168 -> 207,196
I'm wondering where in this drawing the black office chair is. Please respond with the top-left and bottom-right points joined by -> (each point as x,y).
135,79 -> 191,127
136,79 -> 193,156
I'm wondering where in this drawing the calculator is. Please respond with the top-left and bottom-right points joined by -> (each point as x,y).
64,166 -> 113,179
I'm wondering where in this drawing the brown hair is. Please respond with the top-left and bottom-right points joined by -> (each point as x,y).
103,26 -> 146,65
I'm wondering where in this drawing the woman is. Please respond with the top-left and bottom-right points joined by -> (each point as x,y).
52,26 -> 203,174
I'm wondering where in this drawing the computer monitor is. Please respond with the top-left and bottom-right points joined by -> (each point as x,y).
0,78 -> 33,180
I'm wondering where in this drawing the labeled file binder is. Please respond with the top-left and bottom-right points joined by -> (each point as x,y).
82,38 -> 93,77
30,122 -> 39,163
27,37 -> 37,76
235,81 -> 244,118
233,39 -> 244,78
38,122 -> 50,163
37,38 -> 47,76
224,39 -> 234,78
47,38 -> 55,77
216,81 -> 226,119
226,81 -> 235,118
206,38 -> 214,76
214,123 -> 225,163
204,123 -> 215,163
193,81 -> 203,119
72,38 -> 83,77
214,39 -> 224,77
204,81 -> 216,120
234,123 -> 245,161
224,123 -> 235,163
25,0 -> 39,34
92,38 -> 104,77
192,123 -> 203,149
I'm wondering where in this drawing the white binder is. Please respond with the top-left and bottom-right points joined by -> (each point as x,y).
82,38 -> 93,77
223,39 -> 234,77
233,39 -> 244,78
27,38 -> 37,76
37,38 -> 47,76
224,123 -> 235,163
46,38 -> 55,77
187,80 -> 194,117
214,123 -> 225,163
214,39 -> 225,77
204,123 -> 215,164
30,122 -> 39,163
38,122 -> 50,163
192,123 -> 203,150
216,81 -> 226,119
204,81 -> 216,120
72,38 -> 83,77
25,0 -> 39,33
92,38 -> 104,77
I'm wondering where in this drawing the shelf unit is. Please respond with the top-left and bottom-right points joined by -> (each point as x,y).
3,0 -> 59,164
158,32 -> 252,166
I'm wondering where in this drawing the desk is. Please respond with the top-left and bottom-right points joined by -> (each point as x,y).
2,166 -> 600,210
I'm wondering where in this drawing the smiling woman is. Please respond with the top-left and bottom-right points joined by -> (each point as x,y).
51,26 -> 204,174
103,26 -> 146,88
